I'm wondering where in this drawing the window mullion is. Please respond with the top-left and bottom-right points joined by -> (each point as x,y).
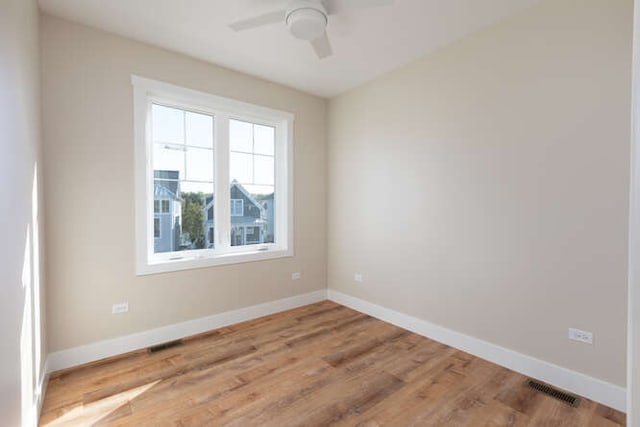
215,113 -> 231,250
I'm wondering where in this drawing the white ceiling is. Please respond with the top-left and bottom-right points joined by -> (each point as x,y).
38,0 -> 540,98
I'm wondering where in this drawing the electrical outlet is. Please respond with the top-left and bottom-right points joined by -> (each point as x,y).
354,273 -> 363,282
568,328 -> 593,344
112,302 -> 129,314
291,272 -> 301,280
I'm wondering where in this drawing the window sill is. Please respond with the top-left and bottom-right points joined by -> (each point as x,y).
136,247 -> 293,276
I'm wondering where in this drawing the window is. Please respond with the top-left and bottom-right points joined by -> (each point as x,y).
133,76 -> 293,275
155,199 -> 171,214
230,199 -> 243,217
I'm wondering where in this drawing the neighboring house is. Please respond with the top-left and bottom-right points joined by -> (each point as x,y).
261,193 -> 275,244
204,194 -> 215,248
204,180 -> 267,247
154,170 -> 182,253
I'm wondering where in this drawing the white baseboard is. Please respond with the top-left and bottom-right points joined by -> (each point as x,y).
328,290 -> 626,412
44,288 -> 625,413
47,290 -> 327,373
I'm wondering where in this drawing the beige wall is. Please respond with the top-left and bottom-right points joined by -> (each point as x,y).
41,15 -> 327,352
328,0 -> 632,386
0,0 -> 46,424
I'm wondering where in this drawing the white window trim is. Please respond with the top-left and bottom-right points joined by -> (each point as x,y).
133,75 -> 294,275
231,199 -> 244,217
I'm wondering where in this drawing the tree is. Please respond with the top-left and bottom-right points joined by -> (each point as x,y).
181,192 -> 205,249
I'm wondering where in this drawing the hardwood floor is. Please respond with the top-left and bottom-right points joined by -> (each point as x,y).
40,301 -> 625,426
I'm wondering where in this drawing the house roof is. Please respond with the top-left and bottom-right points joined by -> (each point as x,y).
154,170 -> 180,200
230,180 -> 264,210
204,181 -> 266,221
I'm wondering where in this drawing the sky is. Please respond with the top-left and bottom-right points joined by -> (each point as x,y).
151,103 -> 275,195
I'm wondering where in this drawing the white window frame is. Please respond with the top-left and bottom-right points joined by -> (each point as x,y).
133,75 -> 294,275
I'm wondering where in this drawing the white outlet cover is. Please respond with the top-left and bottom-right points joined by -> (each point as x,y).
354,273 -> 363,282
291,272 -> 301,280
568,328 -> 593,344
112,302 -> 129,314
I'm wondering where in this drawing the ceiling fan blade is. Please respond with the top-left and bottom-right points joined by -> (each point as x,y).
325,0 -> 394,15
310,32 -> 332,59
229,9 -> 286,32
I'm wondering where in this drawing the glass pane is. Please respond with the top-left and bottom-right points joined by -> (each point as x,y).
178,192 -> 207,251
203,195 -> 214,249
153,143 -> 185,178
230,152 -> 253,184
262,191 -> 275,243
254,125 -> 275,155
231,199 -> 243,216
229,186 -> 274,247
186,111 -> 214,148
152,104 -> 184,144
230,119 -> 253,152
153,105 -> 214,254
186,147 -> 214,182
181,181 -> 213,194
243,184 -> 275,195
229,118 -> 277,247
254,155 -> 274,186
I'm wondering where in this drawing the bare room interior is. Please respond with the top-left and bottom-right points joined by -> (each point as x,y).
3,0 -> 640,425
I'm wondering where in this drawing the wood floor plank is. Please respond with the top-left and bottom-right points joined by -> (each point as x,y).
39,301 -> 626,426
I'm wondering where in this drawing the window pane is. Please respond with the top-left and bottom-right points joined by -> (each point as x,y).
153,105 -> 214,255
262,192 -> 275,243
185,111 -> 213,148
254,155 -> 274,186
241,185 -> 273,195
230,119 -> 253,152
230,180 -> 266,247
204,195 -> 214,248
153,143 -> 185,178
229,120 -> 274,247
254,125 -> 275,155
152,104 -> 184,144
230,152 -> 253,184
180,181 -> 213,194
231,199 -> 243,216
178,192 -> 207,251
186,147 -> 214,182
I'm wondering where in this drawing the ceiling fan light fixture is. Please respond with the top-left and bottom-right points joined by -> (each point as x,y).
286,7 -> 327,41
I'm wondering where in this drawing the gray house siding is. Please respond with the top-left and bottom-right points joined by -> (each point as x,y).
153,170 -> 181,253
204,181 -> 267,247
262,195 -> 274,244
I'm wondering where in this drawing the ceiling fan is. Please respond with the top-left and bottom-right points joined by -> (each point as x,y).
229,0 -> 394,59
